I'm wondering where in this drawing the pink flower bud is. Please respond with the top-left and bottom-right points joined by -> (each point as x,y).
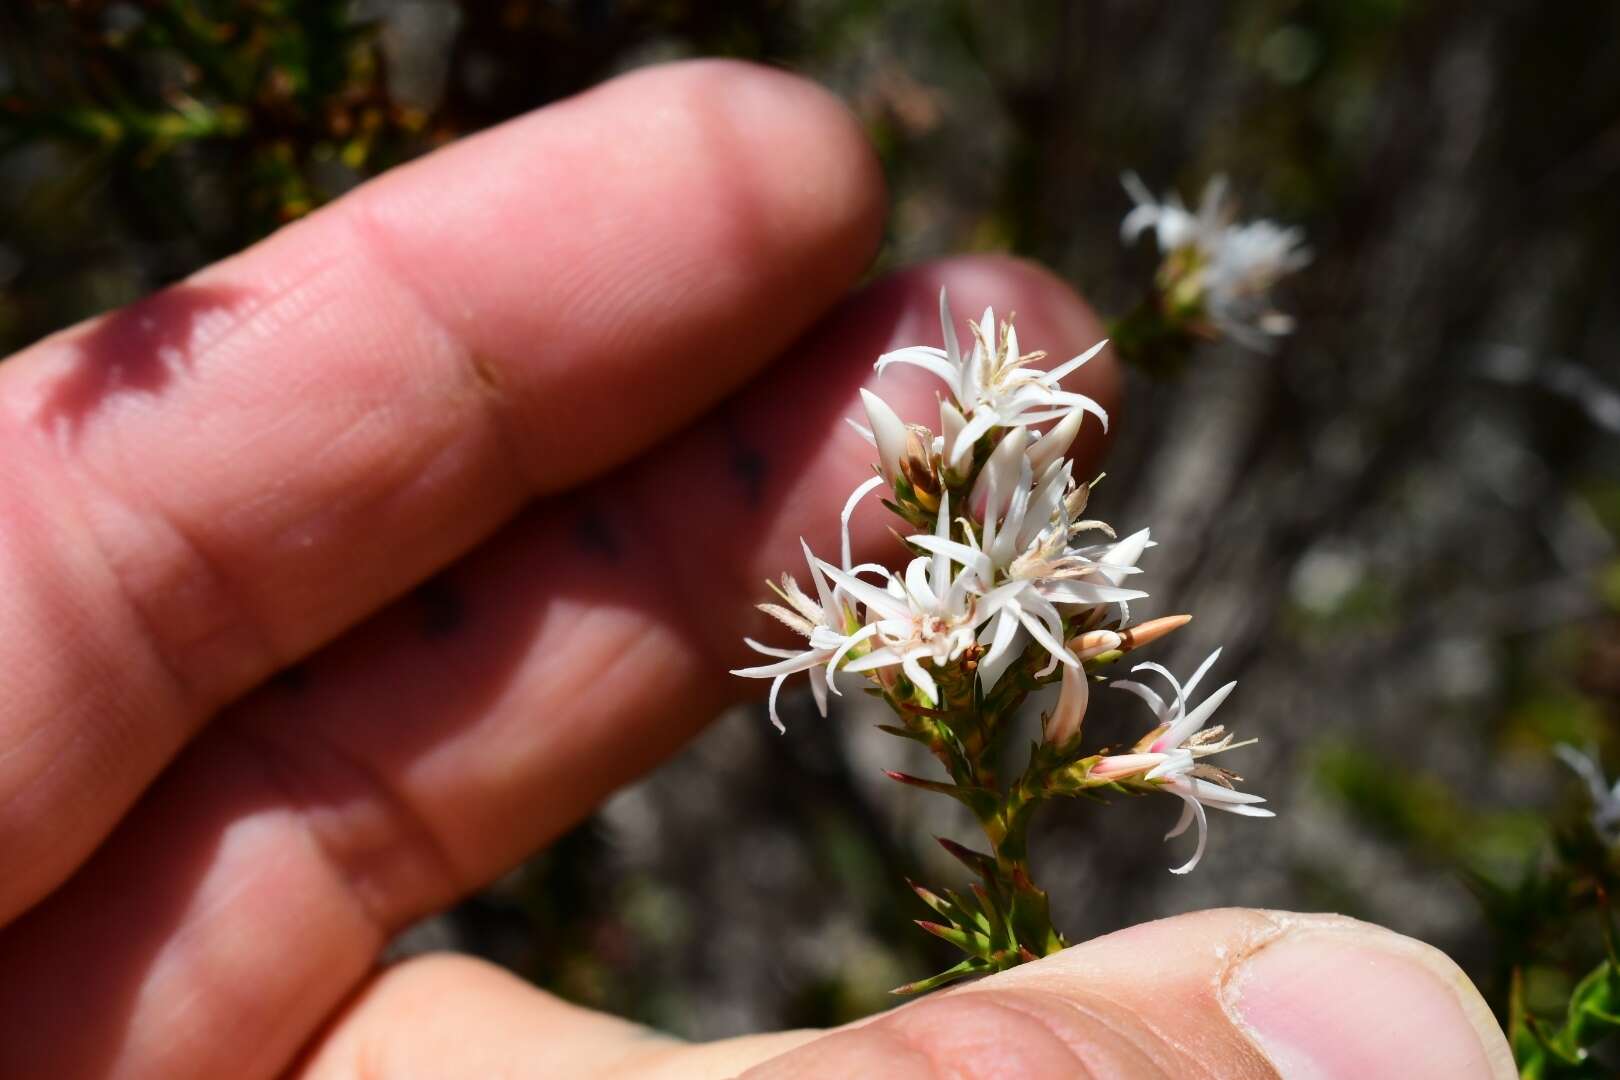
1044,662 -> 1090,747
1068,629 -> 1122,661
1089,752 -> 1168,782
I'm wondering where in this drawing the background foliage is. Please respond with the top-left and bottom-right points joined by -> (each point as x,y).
4,0 -> 1619,1050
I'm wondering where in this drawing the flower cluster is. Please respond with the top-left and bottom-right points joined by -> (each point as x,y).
733,291 -> 1273,985
1121,172 -> 1311,350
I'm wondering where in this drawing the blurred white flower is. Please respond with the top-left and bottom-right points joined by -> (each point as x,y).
876,290 -> 1108,467
1122,171 -> 1228,254
1555,744 -> 1620,840
1101,649 -> 1272,873
1205,219 -> 1312,348
1121,172 -> 1310,350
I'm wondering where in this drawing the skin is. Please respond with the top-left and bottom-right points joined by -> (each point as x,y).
0,60 -> 1513,1078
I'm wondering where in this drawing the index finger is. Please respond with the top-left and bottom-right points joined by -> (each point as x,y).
0,59 -> 883,926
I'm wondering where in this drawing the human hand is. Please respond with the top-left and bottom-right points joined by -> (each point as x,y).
0,60 -> 1512,1078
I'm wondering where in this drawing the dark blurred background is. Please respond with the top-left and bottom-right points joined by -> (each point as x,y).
3,0 -> 1618,1040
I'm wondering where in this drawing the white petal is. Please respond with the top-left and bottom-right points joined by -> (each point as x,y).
903,556 -> 935,608
732,649 -> 827,679
938,399 -> 967,470
1164,792 -> 1199,839
977,609 -> 1024,692
1131,660 -> 1188,723
876,346 -> 962,399
841,645 -> 904,674
1168,794 -> 1209,875
817,559 -> 909,622
1111,678 -> 1169,723
951,408 -> 1000,469
824,622 -> 880,694
1181,647 -> 1224,700
1038,581 -> 1151,606
800,539 -> 835,615
1121,170 -> 1156,209
1121,204 -> 1159,243
1044,339 -> 1109,384
740,636 -> 802,660
1144,748 -> 1195,780
766,674 -> 788,733
930,492 -> 952,592
902,653 -> 939,705
970,426 -> 1028,524
1211,802 -> 1275,819
1171,680 -> 1236,744
807,665 -> 829,716
1013,600 -> 1076,669
1026,409 -> 1083,476
1187,777 -> 1269,807
906,535 -> 993,583
1556,744 -> 1615,806
939,287 -> 961,369
840,475 -> 885,573
1102,529 -> 1153,579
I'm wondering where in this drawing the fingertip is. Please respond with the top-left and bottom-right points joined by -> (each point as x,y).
356,58 -> 887,361
971,909 -> 1515,1080
1228,913 -> 1517,1080
607,59 -> 889,273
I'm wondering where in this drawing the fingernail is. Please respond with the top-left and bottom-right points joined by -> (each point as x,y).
1230,926 -> 1514,1079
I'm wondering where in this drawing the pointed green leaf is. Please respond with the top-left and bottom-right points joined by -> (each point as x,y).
891,958 -> 985,996
936,836 -> 996,881
915,919 -> 989,957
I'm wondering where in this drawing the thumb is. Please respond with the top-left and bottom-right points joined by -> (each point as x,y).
293,908 -> 1514,1079
742,908 -> 1514,1079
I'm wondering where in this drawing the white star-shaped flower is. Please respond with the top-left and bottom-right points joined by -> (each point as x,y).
817,494 -> 1020,707
1122,171 -> 1229,254
1121,172 -> 1310,350
908,441 -> 1146,691
731,540 -> 882,733
1204,219 -> 1312,347
1097,649 -> 1272,873
875,290 -> 1108,468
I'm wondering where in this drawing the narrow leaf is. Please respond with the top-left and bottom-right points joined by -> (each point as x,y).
891,958 -> 984,996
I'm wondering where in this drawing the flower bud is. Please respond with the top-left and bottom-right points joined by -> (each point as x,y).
968,426 -> 1028,523
1027,409 -> 1083,477
1088,751 -> 1166,782
899,424 -> 941,510
1118,614 -> 1192,653
1068,629 -> 1122,661
860,388 -> 908,486
1044,661 -> 1090,747
938,399 -> 967,477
